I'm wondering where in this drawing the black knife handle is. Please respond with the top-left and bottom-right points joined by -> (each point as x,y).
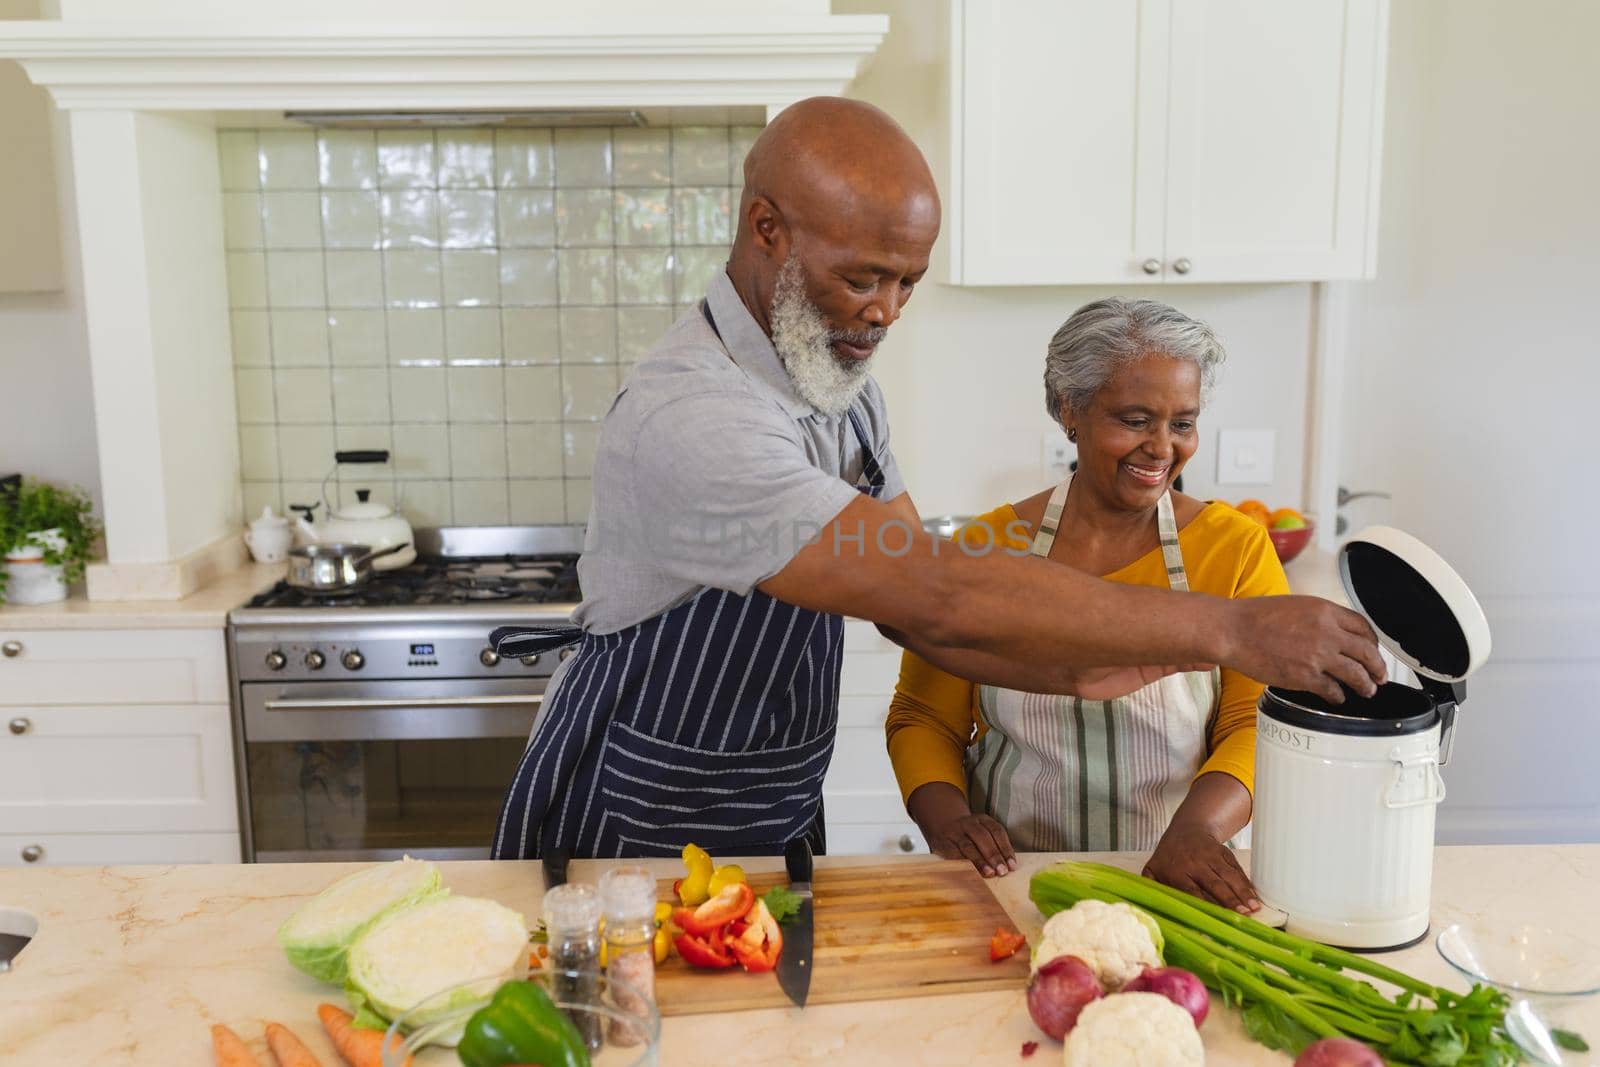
785,837 -> 813,884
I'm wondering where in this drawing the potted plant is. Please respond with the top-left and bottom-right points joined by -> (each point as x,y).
0,479 -> 103,604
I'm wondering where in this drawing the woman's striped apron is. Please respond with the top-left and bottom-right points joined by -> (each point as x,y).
490,301 -> 886,859
966,474 -> 1220,852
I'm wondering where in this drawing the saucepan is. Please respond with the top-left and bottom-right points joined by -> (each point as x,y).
285,542 -> 409,594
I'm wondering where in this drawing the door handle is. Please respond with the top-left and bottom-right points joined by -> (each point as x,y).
263,694 -> 543,712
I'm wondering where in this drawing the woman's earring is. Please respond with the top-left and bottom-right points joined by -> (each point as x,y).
1066,428 -> 1078,443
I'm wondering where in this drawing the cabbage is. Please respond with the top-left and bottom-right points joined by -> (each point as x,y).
277,857 -> 444,984
345,894 -> 530,1045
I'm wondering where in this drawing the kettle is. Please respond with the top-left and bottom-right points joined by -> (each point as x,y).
289,450 -> 416,571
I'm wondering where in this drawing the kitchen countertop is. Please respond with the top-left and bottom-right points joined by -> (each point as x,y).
0,562 -> 285,630
2,846 -> 1595,1066
1282,545 -> 1345,603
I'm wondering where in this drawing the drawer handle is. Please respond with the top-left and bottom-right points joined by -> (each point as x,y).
1,640 -> 21,659
21,844 -> 43,863
898,834 -> 915,853
7,718 -> 30,736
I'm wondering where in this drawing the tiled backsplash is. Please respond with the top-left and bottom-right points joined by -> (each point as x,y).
222,123 -> 757,527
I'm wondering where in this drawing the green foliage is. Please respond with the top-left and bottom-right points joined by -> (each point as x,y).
0,479 -> 102,599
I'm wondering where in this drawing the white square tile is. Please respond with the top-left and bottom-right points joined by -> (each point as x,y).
558,249 -> 614,305
508,479 -> 567,524
556,188 -> 614,248
559,307 -> 617,364
614,248 -> 673,305
318,130 -> 378,190
564,478 -> 593,523
613,188 -> 671,246
499,250 -> 559,307
617,306 -> 673,362
439,190 -> 497,249
672,187 -> 731,246
442,251 -> 500,307
231,309 -> 271,366
332,367 -> 391,424
613,128 -> 671,186
278,422 -> 336,479
447,366 -> 504,422
397,480 -> 453,526
269,310 -> 331,366
242,481 -> 283,520
451,480 -> 509,525
218,130 -> 261,191
325,252 -> 384,308
672,246 -> 727,304
265,251 -> 326,309
562,364 -> 620,421
321,191 -> 382,250
234,368 -> 276,424
729,125 -> 763,184
383,251 -> 442,308
377,131 -> 436,188
553,128 -> 613,187
389,367 -> 448,422
386,309 -> 444,364
497,190 -> 556,248
671,127 -> 730,185
444,308 -> 503,363
329,309 -> 387,366
504,365 -> 562,421
261,191 -> 323,249
391,424 -> 451,480
449,423 -> 508,479
275,367 -> 334,424
238,425 -> 279,481
495,129 -> 555,188
563,422 -> 603,477
259,130 -> 319,190
502,308 -> 561,364
380,190 -> 439,250
506,423 -> 564,478
436,131 -> 496,188
227,252 -> 268,309
222,192 -> 263,250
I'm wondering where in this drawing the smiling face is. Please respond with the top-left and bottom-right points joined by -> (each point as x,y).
1064,353 -> 1202,512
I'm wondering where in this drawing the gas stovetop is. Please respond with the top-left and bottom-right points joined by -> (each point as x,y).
243,554 -> 581,610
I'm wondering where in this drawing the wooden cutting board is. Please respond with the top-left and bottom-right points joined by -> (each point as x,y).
652,859 -> 1030,1016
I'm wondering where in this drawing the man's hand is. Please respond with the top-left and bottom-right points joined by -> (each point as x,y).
1222,595 -> 1386,703
1143,822 -> 1260,912
907,782 -> 1017,878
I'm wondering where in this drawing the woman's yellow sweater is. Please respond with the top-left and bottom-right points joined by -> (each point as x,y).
886,500 -> 1290,805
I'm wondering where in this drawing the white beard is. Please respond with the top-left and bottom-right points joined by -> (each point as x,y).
769,255 -> 881,417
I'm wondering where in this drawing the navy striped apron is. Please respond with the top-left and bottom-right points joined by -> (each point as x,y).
490,304 -> 887,859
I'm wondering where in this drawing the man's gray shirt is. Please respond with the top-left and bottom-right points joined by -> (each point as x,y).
572,270 -> 906,634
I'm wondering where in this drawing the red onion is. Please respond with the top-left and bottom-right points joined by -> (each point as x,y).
1026,955 -> 1103,1040
1122,966 -> 1210,1027
1294,1037 -> 1385,1067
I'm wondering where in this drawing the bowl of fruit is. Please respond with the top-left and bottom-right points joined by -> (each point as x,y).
1231,500 -> 1314,564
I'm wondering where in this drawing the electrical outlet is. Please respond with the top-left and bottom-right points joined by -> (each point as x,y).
1042,432 -> 1074,479
1216,429 -> 1276,485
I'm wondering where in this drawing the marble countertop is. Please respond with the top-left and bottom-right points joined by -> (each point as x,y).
2,846 -> 1595,1066
0,562 -> 285,630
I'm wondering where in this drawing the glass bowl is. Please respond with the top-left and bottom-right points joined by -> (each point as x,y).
1437,922 -> 1600,1066
381,969 -> 660,1067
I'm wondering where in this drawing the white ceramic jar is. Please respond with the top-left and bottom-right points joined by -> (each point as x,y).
243,507 -> 293,563
2,528 -> 68,604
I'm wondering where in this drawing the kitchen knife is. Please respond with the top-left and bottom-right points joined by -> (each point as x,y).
777,837 -> 814,1008
543,847 -> 570,891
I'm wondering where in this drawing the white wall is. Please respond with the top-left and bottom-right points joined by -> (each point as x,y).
836,0 -> 1318,518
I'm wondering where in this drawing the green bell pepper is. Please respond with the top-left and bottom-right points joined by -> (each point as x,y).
457,980 -> 590,1067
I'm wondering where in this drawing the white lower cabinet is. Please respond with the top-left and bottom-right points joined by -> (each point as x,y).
0,832 -> 240,867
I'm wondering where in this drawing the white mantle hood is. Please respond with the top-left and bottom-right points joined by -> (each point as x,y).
0,15 -> 889,111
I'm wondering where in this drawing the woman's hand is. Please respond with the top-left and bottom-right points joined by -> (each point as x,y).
1143,823 -> 1260,912
907,782 -> 1018,878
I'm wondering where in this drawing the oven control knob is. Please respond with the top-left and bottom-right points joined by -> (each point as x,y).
479,647 -> 501,667
265,650 -> 287,671
520,653 -> 542,667
305,650 -> 326,670
341,650 -> 365,671
559,646 -> 577,662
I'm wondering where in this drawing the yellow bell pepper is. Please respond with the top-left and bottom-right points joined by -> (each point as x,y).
707,864 -> 747,898
677,843 -> 714,906
654,901 -> 673,964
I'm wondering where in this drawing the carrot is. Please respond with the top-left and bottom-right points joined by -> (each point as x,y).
212,1024 -> 264,1067
317,1003 -> 411,1067
264,1022 -> 325,1067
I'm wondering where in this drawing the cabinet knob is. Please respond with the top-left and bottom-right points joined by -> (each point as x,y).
20,844 -> 43,863
1,640 -> 21,658
898,834 -> 915,853
7,718 -> 30,736
1172,257 -> 1192,275
1141,258 -> 1161,275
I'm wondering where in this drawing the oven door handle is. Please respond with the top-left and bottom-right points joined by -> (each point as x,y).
262,694 -> 544,712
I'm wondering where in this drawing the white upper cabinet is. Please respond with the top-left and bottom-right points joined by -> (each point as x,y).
946,0 -> 1389,285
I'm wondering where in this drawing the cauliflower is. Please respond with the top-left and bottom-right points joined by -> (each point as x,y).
1032,899 -> 1163,990
1063,992 -> 1205,1067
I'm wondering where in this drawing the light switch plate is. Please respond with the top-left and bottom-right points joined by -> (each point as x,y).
1216,428 -> 1276,485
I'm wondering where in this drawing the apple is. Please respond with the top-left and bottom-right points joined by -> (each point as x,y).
1272,515 -> 1307,530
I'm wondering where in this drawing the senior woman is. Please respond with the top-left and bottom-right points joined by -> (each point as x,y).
886,297 -> 1286,912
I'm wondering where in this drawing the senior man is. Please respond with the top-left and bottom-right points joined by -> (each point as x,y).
490,98 -> 1383,860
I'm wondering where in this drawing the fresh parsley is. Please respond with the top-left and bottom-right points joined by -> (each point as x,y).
1552,1029 -> 1590,1053
762,886 -> 803,924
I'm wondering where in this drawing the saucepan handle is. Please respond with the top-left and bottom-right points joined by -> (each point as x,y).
356,542 -> 409,567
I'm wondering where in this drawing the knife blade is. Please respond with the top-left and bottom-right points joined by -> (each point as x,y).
543,847 -> 570,891
777,837 -> 814,1008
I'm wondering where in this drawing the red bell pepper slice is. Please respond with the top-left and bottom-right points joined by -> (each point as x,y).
989,926 -> 1027,962
674,923 -> 737,969
671,882 -> 755,938
728,899 -> 783,973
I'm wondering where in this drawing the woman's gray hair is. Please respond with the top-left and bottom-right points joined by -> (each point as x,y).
1044,297 -> 1226,427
